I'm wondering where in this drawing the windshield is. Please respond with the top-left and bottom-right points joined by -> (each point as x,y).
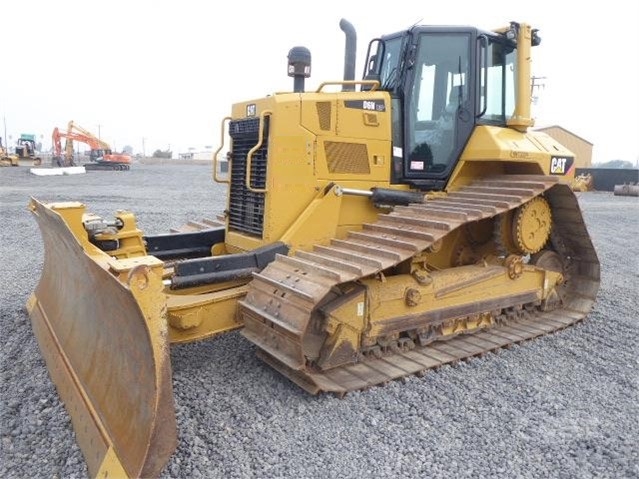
379,37 -> 403,88
479,38 -> 516,122
365,36 -> 404,89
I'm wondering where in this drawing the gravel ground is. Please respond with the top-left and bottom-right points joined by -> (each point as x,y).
1,163 -> 638,479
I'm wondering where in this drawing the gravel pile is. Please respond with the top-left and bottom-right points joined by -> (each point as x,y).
1,164 -> 637,478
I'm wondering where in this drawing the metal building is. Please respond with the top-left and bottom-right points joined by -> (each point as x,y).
536,125 -> 593,168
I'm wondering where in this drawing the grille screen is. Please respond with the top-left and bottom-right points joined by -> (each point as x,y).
324,141 -> 370,174
228,117 -> 269,237
316,102 -> 332,130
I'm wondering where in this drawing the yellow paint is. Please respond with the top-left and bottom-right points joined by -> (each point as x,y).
224,91 -> 397,251
361,261 -> 562,341
448,126 -> 576,188
316,286 -> 367,368
167,285 -> 247,342
95,446 -> 129,479
508,23 -> 535,131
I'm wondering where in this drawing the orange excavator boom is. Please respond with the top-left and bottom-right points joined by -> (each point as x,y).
51,121 -> 132,167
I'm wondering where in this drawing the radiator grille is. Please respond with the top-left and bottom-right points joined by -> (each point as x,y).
324,141 -> 370,174
228,117 -> 269,237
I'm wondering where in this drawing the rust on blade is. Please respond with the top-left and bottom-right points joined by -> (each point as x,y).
26,199 -> 177,478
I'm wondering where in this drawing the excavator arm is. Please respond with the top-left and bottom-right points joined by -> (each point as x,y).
67,121 -> 112,152
51,121 -> 132,169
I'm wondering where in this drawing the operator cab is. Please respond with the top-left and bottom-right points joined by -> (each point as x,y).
16,138 -> 36,156
90,148 -> 113,162
364,23 -> 525,190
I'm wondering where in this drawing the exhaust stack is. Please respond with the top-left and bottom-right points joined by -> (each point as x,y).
340,18 -> 357,91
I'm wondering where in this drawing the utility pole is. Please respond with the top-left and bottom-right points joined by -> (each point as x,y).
142,137 -> 146,158
530,76 -> 546,105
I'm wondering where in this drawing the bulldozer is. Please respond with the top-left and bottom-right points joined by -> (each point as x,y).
27,19 -> 600,478
0,136 -> 19,166
15,134 -> 42,166
571,172 -> 594,192
1,134 -> 43,166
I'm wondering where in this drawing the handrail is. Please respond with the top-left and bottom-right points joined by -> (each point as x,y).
213,117 -> 231,184
315,80 -> 380,93
245,110 -> 272,194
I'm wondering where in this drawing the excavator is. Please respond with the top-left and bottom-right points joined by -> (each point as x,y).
51,120 -> 132,170
27,19 -> 599,478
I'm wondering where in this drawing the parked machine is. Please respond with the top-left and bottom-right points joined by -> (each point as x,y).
0,136 -> 18,166
51,121 -> 131,170
27,19 -> 599,478
1,134 -> 42,166
571,173 -> 594,192
16,135 -> 42,166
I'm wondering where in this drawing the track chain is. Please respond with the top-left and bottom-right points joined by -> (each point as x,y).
239,175 -> 600,394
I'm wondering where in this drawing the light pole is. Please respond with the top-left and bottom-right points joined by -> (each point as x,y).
142,137 -> 146,158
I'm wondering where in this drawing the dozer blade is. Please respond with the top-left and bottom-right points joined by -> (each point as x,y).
26,199 -> 177,478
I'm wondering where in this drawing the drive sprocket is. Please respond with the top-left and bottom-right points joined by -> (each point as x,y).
512,196 -> 552,254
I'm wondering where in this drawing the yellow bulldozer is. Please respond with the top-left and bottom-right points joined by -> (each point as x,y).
0,136 -> 18,166
1,134 -> 42,166
571,172 -> 594,192
27,19 -> 600,478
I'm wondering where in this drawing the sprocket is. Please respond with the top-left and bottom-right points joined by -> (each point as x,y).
512,196 -> 552,254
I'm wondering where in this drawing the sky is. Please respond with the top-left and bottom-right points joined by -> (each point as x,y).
2,0 -> 637,164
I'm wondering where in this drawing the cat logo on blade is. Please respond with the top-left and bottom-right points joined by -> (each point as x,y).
246,104 -> 257,117
550,156 -> 574,175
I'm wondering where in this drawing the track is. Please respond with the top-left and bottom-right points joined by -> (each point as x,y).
239,175 -> 600,394
85,162 -> 130,171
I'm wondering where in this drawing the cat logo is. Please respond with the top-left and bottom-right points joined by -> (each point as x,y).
550,156 -> 574,175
